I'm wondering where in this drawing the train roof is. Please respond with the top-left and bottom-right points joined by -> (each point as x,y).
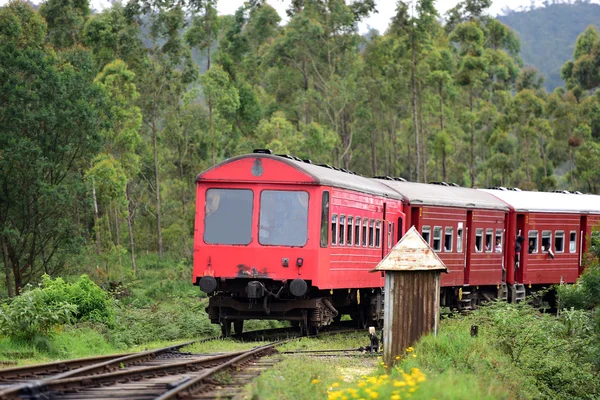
198,154 -> 404,200
375,180 -> 510,211
480,189 -> 600,214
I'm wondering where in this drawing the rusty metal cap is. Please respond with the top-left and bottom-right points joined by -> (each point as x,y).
371,226 -> 448,273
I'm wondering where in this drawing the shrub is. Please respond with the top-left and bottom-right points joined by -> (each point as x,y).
41,274 -> 115,326
0,287 -> 77,343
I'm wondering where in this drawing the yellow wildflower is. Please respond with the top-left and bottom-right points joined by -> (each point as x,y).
391,395 -> 401,400
311,379 -> 320,384
358,381 -> 367,388
395,355 -> 401,360
331,382 -> 340,388
393,381 -> 406,387
369,392 -> 379,399
412,354 -> 417,358
406,347 -> 414,353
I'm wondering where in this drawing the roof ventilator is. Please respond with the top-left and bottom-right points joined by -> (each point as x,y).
253,148 -> 273,154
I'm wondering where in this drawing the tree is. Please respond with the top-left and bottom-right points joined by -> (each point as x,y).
390,0 -> 438,182
0,2 -> 109,293
450,21 -> 488,186
94,60 -> 143,271
132,0 -> 198,258
39,0 -> 91,48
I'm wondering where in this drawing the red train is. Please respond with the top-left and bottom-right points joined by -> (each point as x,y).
193,150 -> 600,335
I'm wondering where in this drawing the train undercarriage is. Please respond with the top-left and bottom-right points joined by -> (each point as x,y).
200,276 -> 550,336
200,276 -> 384,336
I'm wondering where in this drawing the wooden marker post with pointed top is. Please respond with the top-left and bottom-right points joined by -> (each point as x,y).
372,226 -> 448,366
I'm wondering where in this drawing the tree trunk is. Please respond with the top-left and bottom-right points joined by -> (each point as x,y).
92,178 -> 101,254
1,237 -> 14,298
411,40 -> 420,182
371,130 -> 377,177
469,89 -> 475,188
418,80 -> 427,183
439,81 -> 445,133
152,116 -> 163,259
209,96 -> 215,165
126,183 -> 137,273
442,146 -> 447,182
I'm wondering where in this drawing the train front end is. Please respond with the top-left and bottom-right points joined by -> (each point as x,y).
193,153 -> 330,335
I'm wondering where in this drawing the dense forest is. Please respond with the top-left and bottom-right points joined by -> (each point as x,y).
2,0 -> 600,294
499,0 -> 600,91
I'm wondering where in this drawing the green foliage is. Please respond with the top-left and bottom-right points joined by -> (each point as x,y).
0,286 -> 77,343
40,274 -> 115,326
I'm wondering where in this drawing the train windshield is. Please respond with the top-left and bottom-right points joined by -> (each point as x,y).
204,189 -> 253,245
259,190 -> 309,247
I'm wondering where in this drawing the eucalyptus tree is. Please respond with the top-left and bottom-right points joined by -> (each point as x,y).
93,60 -> 143,271
389,0 -> 438,182
129,0 -> 198,258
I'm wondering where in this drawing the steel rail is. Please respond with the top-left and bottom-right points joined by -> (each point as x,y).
155,341 -> 284,400
0,353 -> 129,382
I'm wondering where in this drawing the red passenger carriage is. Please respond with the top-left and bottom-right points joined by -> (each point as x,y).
193,151 -> 404,334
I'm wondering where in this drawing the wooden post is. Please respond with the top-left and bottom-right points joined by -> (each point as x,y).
373,226 -> 447,366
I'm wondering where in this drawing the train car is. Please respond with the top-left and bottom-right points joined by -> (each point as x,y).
481,189 -> 600,301
193,150 -> 405,335
375,180 -> 511,309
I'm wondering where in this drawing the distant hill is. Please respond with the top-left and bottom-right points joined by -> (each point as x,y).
498,1 -> 600,91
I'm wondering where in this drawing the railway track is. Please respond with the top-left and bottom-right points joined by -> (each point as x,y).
0,326 -> 363,399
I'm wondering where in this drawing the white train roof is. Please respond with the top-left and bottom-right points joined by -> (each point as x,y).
480,189 -> 600,214
376,180 -> 510,211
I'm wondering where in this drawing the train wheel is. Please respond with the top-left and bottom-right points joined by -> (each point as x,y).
221,321 -> 232,337
309,323 -> 320,336
233,320 -> 244,335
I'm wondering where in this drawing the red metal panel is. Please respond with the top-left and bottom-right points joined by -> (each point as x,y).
198,156 -> 315,184
193,182 -> 321,285
326,188 -> 388,289
419,206 -> 467,287
522,213 -> 580,284
467,210 -> 505,286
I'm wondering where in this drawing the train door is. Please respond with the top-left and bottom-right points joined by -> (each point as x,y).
516,213 -> 526,283
463,210 -> 473,285
580,215 -> 588,275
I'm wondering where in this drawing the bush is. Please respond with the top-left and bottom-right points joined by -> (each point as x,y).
0,287 -> 77,343
41,274 -> 115,326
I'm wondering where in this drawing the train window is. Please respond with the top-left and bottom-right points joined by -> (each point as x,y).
555,231 -> 565,253
475,228 -> 483,252
369,219 -> 375,247
444,227 -> 453,252
339,215 -> 346,245
495,229 -> 503,253
569,231 -> 577,253
457,225 -> 463,253
388,222 -> 393,248
421,226 -> 431,245
433,226 -> 442,252
347,217 -> 354,246
541,231 -> 552,253
355,218 -> 361,247
320,192 -> 329,248
375,221 -> 382,248
362,218 -> 368,246
528,231 -> 538,253
485,229 -> 493,252
259,190 -> 308,246
204,189 -> 253,245
331,215 -> 338,245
